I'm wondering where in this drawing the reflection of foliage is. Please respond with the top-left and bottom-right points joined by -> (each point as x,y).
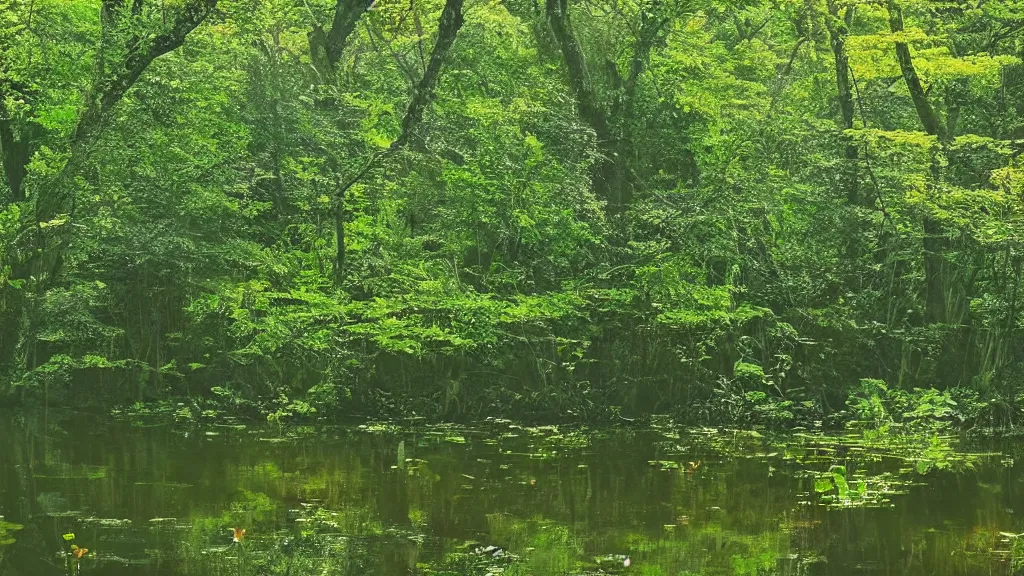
228,490 -> 276,525
486,514 -> 579,575
176,496 -> 387,576
2,418 -> 1018,576
0,516 -> 23,567
0,518 -> 22,547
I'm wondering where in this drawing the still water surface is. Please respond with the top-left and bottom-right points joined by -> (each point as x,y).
1,415 -> 1022,575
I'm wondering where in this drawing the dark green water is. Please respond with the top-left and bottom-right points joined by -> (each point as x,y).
1,415 -> 1023,575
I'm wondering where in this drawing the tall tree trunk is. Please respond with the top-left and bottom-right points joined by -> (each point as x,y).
886,0 -> 954,326
309,0 -> 374,78
886,0 -> 972,387
610,2 -> 668,209
887,0 -> 947,143
544,0 -> 618,209
825,1 -> 858,205
0,121 -> 35,202
544,0 -> 668,213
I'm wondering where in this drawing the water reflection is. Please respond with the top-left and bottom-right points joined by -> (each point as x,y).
0,414 -> 1021,575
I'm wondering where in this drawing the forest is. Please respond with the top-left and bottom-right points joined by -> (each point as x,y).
2,0 -> 1024,429
9,2 -> 1024,575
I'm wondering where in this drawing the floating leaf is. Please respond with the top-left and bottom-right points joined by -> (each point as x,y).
814,477 -> 834,493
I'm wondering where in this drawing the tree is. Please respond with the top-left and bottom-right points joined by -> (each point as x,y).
328,0 -> 466,283
0,0 -> 218,370
544,0 -> 676,213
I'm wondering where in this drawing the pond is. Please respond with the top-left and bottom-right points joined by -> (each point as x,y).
0,414 -> 1022,575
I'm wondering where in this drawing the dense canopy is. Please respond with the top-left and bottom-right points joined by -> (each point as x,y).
2,0 -> 1024,425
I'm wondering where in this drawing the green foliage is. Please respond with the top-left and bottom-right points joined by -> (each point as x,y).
0,518 -> 22,547
846,379 -> 968,433
1,0 -> 1024,429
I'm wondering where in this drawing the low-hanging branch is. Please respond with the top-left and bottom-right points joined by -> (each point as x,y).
23,0 -> 220,285
21,0 -> 220,223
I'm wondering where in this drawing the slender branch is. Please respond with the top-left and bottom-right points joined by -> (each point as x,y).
779,36 -> 806,77
989,21 -> 1024,51
332,0 -> 465,283
334,0 -> 465,203
849,62 -> 894,229
365,22 -> 419,86
25,0 -> 219,286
